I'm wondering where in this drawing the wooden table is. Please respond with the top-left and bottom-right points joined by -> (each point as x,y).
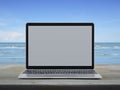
0,64 -> 120,90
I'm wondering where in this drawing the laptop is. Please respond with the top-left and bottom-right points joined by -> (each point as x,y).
18,23 -> 102,79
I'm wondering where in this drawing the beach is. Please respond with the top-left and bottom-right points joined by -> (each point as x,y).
0,64 -> 120,85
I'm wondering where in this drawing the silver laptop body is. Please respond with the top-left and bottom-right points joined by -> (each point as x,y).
19,23 -> 102,79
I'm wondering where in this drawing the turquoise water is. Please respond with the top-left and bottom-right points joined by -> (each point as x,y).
95,42 -> 120,64
0,42 -> 25,64
0,42 -> 120,64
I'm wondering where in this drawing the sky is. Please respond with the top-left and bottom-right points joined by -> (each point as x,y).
0,0 -> 120,42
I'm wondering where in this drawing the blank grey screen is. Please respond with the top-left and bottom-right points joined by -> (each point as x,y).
28,26 -> 92,66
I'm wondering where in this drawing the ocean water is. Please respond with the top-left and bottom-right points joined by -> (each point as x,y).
95,42 -> 120,64
0,42 -> 25,64
0,42 -> 120,64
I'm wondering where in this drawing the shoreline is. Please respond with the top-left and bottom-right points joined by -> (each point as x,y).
1,63 -> 120,65
0,64 -> 120,69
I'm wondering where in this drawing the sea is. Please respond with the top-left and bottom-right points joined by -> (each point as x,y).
0,42 -> 120,65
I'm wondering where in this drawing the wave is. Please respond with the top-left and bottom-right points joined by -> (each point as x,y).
0,57 -> 25,58
96,53 -> 120,56
0,46 -> 25,49
95,45 -> 120,49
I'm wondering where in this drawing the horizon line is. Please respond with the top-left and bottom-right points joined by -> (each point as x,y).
0,41 -> 120,43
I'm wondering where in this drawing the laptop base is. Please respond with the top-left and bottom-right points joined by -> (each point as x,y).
19,69 -> 102,79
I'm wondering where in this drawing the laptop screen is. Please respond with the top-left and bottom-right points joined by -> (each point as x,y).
27,23 -> 93,68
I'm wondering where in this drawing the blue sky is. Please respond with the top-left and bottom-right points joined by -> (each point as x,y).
0,0 -> 120,42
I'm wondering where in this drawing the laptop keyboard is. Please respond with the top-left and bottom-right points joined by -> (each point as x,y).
23,69 -> 97,74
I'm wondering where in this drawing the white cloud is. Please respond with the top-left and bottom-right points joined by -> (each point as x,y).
0,30 -> 25,42
0,22 -> 7,26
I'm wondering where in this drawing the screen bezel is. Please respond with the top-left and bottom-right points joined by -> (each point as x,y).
26,23 -> 94,69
